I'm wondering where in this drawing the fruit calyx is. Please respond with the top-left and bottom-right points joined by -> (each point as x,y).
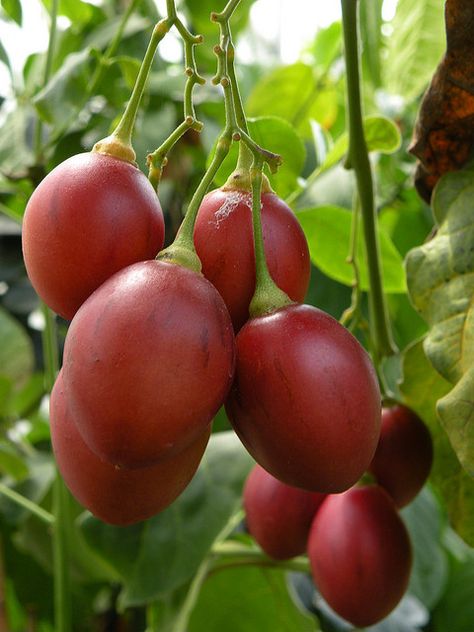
157,240 -> 202,274
92,133 -> 137,165
222,166 -> 272,194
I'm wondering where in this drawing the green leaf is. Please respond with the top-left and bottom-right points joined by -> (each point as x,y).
80,431 -> 253,607
310,22 -> 342,75
0,306 -> 34,387
0,106 -> 35,175
209,116 -> 306,200
33,48 -> 94,128
0,37 -> 11,75
322,116 -> 402,172
432,553 -> 474,632
246,63 -> 338,136
400,340 -> 474,546
112,55 -> 140,90
188,567 -> 319,632
384,0 -> 445,100
0,442 -> 29,480
406,166 -> 474,476
401,489 -> 448,609
1,0 -> 22,25
41,0 -> 93,23
297,205 -> 406,293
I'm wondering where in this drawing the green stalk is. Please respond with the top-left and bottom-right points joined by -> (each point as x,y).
340,0 -> 395,360
93,19 -> 170,162
147,1 -> 205,190
249,158 -> 292,317
41,305 -> 71,632
46,0 -> 142,149
34,0 -> 59,161
0,483 -> 54,524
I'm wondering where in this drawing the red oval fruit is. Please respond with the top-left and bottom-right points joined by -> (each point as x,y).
62,259 -> 235,469
244,464 -> 326,560
308,485 -> 412,627
22,152 -> 165,320
50,372 -> 210,526
194,188 -> 310,330
226,304 -> 381,492
369,405 -> 433,507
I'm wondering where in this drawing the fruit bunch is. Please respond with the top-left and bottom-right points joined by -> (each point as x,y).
243,404 -> 433,627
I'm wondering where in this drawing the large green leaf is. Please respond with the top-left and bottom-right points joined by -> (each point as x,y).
432,553 -> 474,632
400,340 -> 474,546
1,0 -> 22,25
209,116 -> 306,200
80,431 -> 253,607
309,22 -> 342,75
0,106 -> 35,175
406,167 -> 474,477
33,48 -> 94,128
0,307 -> 34,388
384,0 -> 445,100
297,205 -> 406,292
188,567 -> 319,632
401,489 -> 448,609
321,116 -> 401,173
246,63 -> 338,136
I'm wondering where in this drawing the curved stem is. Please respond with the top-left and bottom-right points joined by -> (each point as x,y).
341,0 -> 395,360
94,19 -> 170,162
147,1 -> 205,190
34,0 -> 58,161
210,541 -> 311,575
0,482 -> 54,524
249,158 -> 293,317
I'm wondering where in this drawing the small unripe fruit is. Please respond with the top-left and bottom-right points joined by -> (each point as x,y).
50,372 -> 210,526
244,464 -> 326,560
22,152 -> 165,320
308,485 -> 412,627
369,405 -> 433,507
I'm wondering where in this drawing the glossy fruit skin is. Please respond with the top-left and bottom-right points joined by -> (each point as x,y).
62,259 -> 235,469
193,188 -> 310,331
308,485 -> 412,627
369,405 -> 433,507
243,464 -> 326,560
22,152 -> 165,320
50,372 -> 210,526
226,304 -> 381,492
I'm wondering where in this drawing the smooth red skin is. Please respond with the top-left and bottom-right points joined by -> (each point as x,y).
62,260 -> 235,469
308,485 -> 412,627
193,189 -> 310,331
50,372 -> 210,526
369,405 -> 433,508
225,304 -> 381,493
243,464 -> 326,560
22,152 -> 165,320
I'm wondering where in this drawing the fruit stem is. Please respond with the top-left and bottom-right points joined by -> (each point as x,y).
340,0 -> 396,361
148,2 -> 205,190
248,158 -> 294,317
34,0 -> 58,162
210,541 -> 311,574
173,510 -> 244,632
93,19 -> 171,164
45,0 -> 141,149
0,482 -> 55,524
158,0 -> 281,271
41,305 -> 72,632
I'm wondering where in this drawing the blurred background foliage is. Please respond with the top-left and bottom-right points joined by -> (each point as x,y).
0,0 -> 473,630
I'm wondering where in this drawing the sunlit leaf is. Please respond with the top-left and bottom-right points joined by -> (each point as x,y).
406,166 -> 474,476
297,205 -> 406,293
